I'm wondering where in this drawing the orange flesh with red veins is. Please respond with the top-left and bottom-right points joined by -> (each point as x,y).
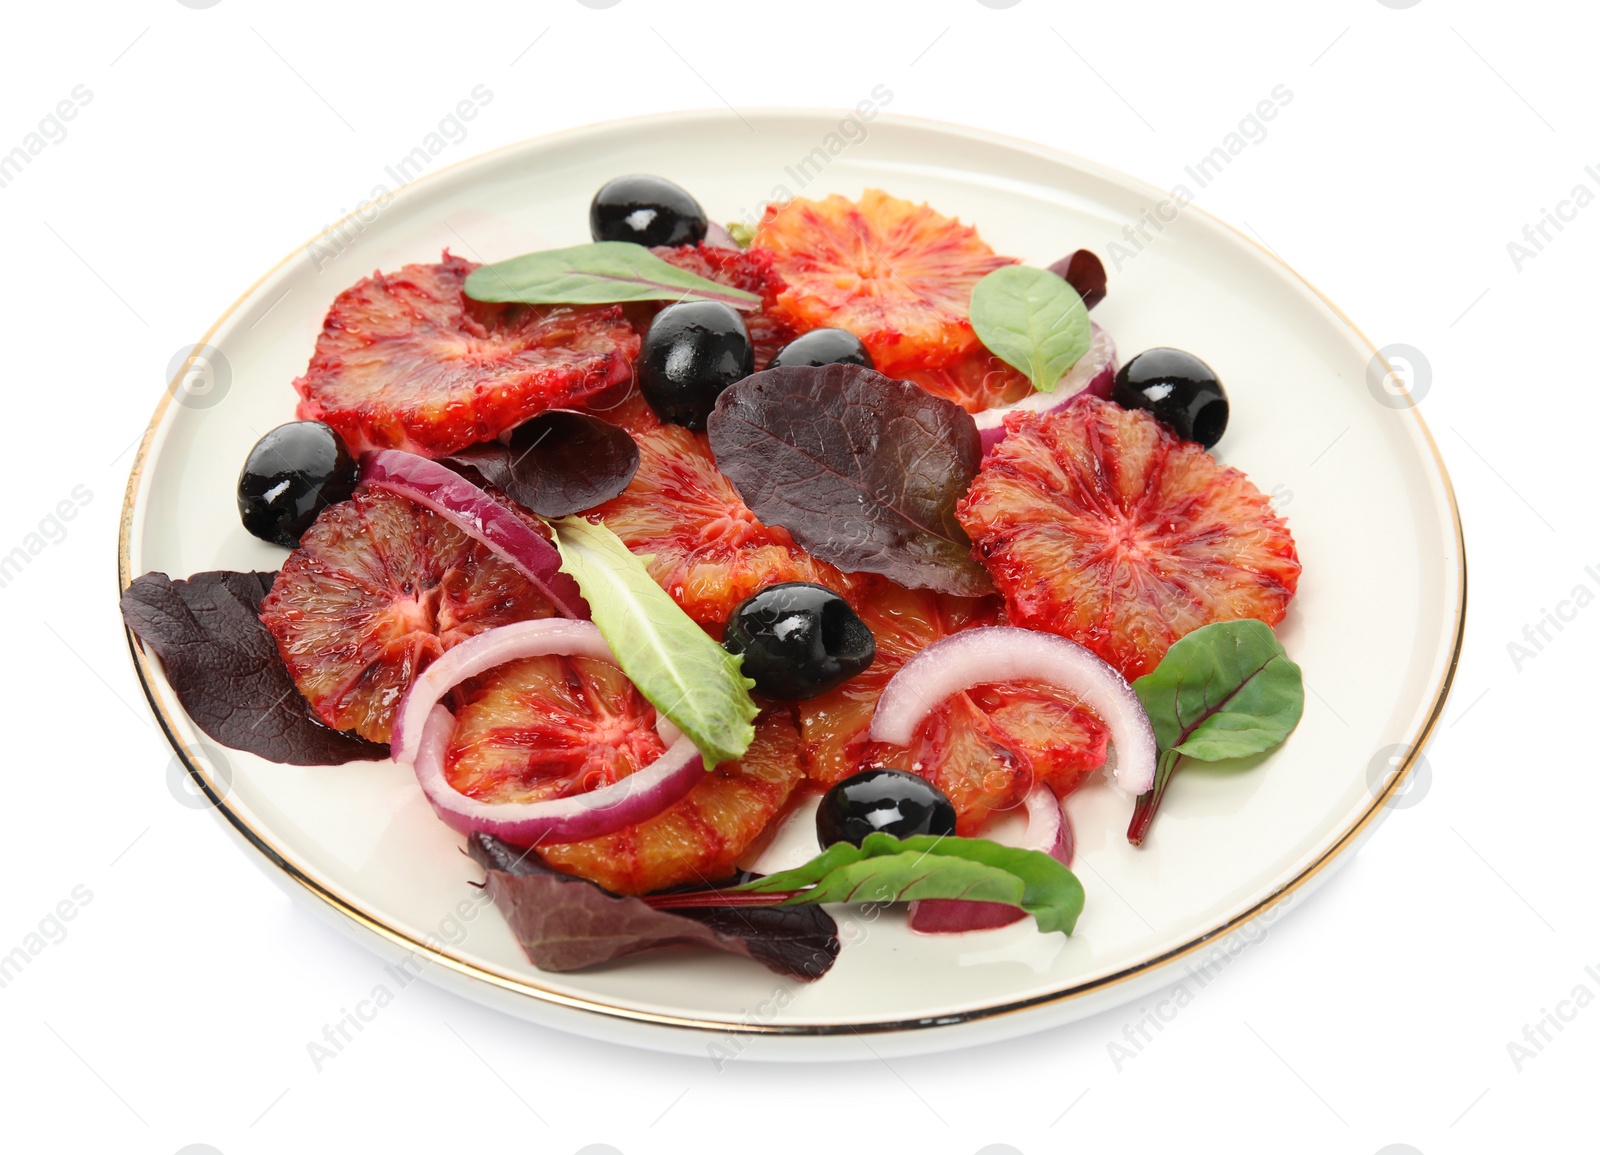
538,710 -> 806,895
293,252 -> 638,457
896,346 -> 1036,414
957,397 -> 1301,680
752,189 -> 1015,374
258,487 -> 558,744
447,658 -> 804,893
445,655 -> 668,805
588,425 -> 853,629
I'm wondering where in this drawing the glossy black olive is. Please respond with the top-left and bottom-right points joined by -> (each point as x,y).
722,582 -> 875,700
816,768 -> 958,849
237,421 -> 358,547
638,300 -> 754,429
767,328 -> 875,371
1111,348 -> 1229,448
589,174 -> 708,247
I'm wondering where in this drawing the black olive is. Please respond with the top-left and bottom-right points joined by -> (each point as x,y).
589,174 -> 708,247
638,301 -> 754,429
722,582 -> 874,700
1111,348 -> 1229,448
237,421 -> 358,547
816,768 -> 958,849
767,328 -> 875,371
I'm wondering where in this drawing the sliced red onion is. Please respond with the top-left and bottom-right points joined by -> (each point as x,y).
908,786 -> 1072,934
973,323 -> 1117,452
1055,795 -> 1076,867
412,704 -> 704,846
702,221 -> 740,250
1022,784 -> 1073,866
396,619 -> 704,846
361,449 -> 588,619
391,619 -> 614,765
870,626 -> 1158,795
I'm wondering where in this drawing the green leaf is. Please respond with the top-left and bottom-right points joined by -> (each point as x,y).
549,517 -> 758,766
464,242 -> 762,310
969,265 -> 1092,394
734,832 -> 1086,935
1132,620 -> 1305,762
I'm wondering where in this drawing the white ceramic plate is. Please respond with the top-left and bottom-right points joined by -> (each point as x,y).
119,111 -> 1464,1060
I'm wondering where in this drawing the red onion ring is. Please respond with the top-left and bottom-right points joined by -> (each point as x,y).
412,705 -> 703,846
973,323 -> 1117,452
361,449 -> 588,619
1020,783 -> 1073,866
396,620 -> 704,846
869,626 -> 1157,795
908,786 -> 1073,934
391,619 -> 614,765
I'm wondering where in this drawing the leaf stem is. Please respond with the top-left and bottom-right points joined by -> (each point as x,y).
643,889 -> 802,911
1127,749 -> 1183,846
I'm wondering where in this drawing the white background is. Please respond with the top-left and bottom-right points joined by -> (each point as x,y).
1,1 -> 1592,1153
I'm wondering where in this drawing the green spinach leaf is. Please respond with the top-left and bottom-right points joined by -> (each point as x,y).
465,242 -> 761,309
1127,620 -> 1304,844
734,833 -> 1085,935
969,265 -> 1092,393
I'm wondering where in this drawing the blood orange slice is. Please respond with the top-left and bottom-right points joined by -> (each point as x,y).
796,580 -> 1108,833
294,252 -> 638,457
588,424 -> 851,627
258,487 -> 559,743
751,189 -> 1015,374
443,654 -> 669,806
898,346 -> 1035,414
444,655 -> 804,895
537,709 -> 805,895
957,397 -> 1301,680
575,375 -> 663,438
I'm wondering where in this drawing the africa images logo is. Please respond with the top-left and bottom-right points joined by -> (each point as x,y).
0,85 -> 92,191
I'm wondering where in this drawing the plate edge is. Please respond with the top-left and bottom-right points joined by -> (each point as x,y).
114,108 -> 1468,1039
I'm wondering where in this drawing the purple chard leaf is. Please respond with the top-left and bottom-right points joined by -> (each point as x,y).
120,570 -> 388,766
467,834 -> 839,980
443,410 -> 640,518
706,364 -> 993,596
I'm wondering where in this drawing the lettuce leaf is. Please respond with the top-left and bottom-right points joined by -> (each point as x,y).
550,516 -> 758,766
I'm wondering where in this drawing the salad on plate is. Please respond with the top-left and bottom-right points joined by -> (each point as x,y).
122,175 -> 1305,982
